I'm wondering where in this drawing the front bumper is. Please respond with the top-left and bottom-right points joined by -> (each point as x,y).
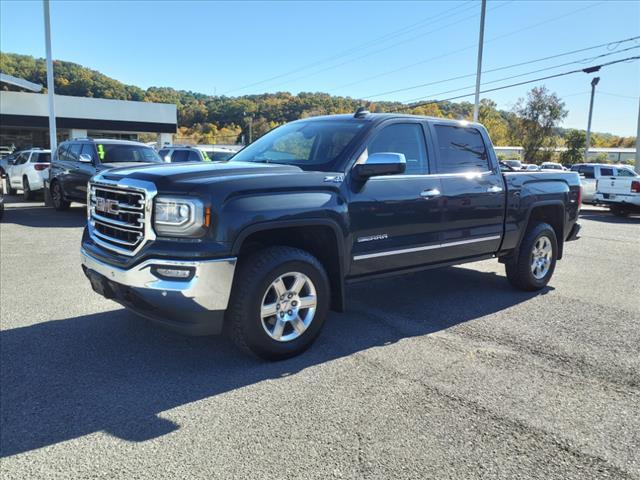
81,248 -> 237,335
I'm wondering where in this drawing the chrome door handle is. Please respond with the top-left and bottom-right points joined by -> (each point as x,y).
487,185 -> 503,193
420,188 -> 441,199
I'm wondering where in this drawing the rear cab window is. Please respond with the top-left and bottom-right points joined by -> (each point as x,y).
95,143 -> 162,163
434,125 -> 490,174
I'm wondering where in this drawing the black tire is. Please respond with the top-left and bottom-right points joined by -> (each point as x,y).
610,205 -> 629,217
505,222 -> 558,291
51,180 -> 70,211
23,177 -> 34,201
225,246 -> 330,360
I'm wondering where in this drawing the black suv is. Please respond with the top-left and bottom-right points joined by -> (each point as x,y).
49,138 -> 162,210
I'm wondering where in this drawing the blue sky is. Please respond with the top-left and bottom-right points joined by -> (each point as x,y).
1,0 -> 638,136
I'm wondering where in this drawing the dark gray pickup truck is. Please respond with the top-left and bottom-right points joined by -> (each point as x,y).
81,111 -> 582,359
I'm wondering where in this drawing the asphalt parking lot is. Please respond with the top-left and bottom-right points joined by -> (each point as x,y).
1,196 -> 639,479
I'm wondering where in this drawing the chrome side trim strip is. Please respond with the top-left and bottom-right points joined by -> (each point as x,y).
353,235 -> 501,261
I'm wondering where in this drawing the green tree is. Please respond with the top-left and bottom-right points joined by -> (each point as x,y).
510,86 -> 567,163
560,129 -> 586,165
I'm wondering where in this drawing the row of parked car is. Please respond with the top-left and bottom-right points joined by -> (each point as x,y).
0,139 -> 242,203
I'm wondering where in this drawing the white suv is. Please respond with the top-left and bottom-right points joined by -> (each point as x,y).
7,149 -> 51,200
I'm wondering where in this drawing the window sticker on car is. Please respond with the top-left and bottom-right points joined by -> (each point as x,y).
97,144 -> 105,161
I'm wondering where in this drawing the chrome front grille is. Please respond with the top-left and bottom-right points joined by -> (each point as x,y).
88,178 -> 157,256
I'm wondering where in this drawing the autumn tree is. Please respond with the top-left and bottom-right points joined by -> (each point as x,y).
560,129 -> 586,165
510,86 -> 567,163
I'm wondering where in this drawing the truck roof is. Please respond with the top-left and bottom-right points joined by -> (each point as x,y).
295,112 -> 482,129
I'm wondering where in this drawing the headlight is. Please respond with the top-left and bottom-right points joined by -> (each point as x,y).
154,196 -> 206,237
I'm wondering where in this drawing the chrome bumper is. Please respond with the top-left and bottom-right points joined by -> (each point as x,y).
81,248 -> 237,335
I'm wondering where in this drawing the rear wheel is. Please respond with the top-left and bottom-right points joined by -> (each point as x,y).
226,246 -> 330,360
505,222 -> 558,291
51,181 -> 70,211
23,177 -> 34,201
610,205 -> 630,217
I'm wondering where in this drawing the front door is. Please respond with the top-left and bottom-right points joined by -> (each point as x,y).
348,121 -> 444,277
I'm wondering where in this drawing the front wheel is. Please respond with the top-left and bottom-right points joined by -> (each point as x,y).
51,181 -> 70,211
225,246 -> 330,360
505,222 -> 558,291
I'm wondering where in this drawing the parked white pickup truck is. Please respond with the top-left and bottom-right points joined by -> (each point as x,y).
570,163 -> 637,204
595,174 -> 640,216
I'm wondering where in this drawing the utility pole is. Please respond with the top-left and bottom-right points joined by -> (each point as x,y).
635,97 -> 639,173
584,76 -> 600,162
43,0 -> 57,153
248,114 -> 254,144
473,0 -> 487,123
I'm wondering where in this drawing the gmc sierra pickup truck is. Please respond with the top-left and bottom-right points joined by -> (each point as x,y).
80,111 -> 582,360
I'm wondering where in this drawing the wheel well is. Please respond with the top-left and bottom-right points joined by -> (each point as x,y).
238,225 -> 345,312
527,204 -> 565,259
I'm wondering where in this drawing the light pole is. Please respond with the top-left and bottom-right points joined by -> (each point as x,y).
584,76 -> 600,162
43,0 -> 57,153
473,0 -> 487,123
635,97 -> 639,173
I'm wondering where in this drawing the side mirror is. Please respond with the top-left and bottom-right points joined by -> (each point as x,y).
78,153 -> 93,163
353,152 -> 406,181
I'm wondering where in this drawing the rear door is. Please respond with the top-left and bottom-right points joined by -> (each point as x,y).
348,121 -> 444,277
429,123 -> 505,260
9,152 -> 30,187
64,142 -> 86,200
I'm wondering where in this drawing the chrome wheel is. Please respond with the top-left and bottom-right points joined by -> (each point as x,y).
530,235 -> 552,279
260,271 -> 317,342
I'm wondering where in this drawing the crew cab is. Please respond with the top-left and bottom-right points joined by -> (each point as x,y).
570,163 -> 636,204
80,112 -> 582,360
595,172 -> 640,216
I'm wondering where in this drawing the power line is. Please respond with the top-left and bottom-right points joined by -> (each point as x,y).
399,45 -> 639,104
239,1 -> 504,93
597,91 -> 639,100
221,1 -> 477,95
331,1 -> 606,93
399,56 -> 640,111
362,35 -> 640,100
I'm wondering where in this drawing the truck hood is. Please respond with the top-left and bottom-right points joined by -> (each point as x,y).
99,161 -> 304,191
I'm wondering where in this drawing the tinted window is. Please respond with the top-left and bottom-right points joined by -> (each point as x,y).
582,166 -> 595,179
31,152 -> 51,163
80,144 -> 96,162
16,153 -> 30,165
231,120 -> 365,171
435,125 -> 489,174
158,149 -> 171,161
171,150 -> 190,163
68,143 -> 82,161
367,123 -> 427,175
600,167 -> 614,177
56,145 -> 69,162
96,143 -> 162,163
187,150 -> 201,162
617,168 -> 635,177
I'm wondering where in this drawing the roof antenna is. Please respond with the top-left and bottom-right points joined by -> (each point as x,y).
354,106 -> 370,118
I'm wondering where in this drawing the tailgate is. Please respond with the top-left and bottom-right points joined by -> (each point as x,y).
597,178 -> 633,195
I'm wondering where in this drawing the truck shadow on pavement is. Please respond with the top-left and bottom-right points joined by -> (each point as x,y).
1,202 -> 86,228
0,266 -> 551,458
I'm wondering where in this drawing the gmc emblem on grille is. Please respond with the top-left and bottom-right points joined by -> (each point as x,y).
95,197 -> 119,215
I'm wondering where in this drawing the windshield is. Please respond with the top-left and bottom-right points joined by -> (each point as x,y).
97,143 -> 162,163
231,120 -> 365,171
203,150 -> 235,162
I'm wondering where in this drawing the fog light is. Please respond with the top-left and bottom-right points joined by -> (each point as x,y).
152,266 -> 194,280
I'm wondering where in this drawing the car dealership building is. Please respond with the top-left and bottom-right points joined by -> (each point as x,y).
0,90 -> 176,150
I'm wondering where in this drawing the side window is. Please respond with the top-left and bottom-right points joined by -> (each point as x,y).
80,144 -> 96,162
582,166 -> 595,179
367,123 -> 427,175
57,145 -> 69,162
158,149 -> 171,161
187,150 -> 201,162
616,168 -> 635,177
434,125 -> 489,174
68,143 -> 82,162
16,153 -> 30,165
171,150 -> 189,163
599,167 -> 614,177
